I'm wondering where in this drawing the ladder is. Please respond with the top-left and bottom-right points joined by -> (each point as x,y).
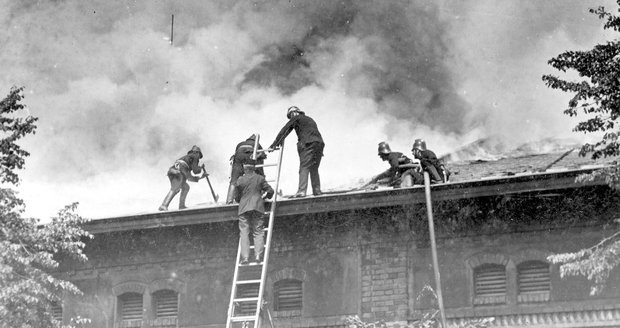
225,135 -> 284,328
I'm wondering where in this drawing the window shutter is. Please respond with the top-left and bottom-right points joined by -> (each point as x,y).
119,292 -> 143,321
237,284 -> 259,315
518,261 -> 550,293
518,261 -> 550,302
274,280 -> 302,311
473,264 -> 506,305
154,290 -> 178,318
51,302 -> 62,322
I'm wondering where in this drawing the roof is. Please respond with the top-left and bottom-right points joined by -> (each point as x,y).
84,150 -> 616,234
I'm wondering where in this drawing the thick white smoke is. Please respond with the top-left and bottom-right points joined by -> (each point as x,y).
0,0 -> 614,219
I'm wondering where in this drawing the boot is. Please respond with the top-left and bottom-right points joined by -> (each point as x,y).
179,190 -> 188,210
159,190 -> 176,211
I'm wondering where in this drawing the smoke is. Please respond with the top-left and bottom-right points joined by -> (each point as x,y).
0,0 -> 614,219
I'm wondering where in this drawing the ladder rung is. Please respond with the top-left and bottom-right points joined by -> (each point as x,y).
231,316 -> 258,322
263,228 -> 269,232
256,163 -> 278,168
234,297 -> 259,302
266,180 -> 276,183
236,279 -> 261,285
239,262 -> 262,267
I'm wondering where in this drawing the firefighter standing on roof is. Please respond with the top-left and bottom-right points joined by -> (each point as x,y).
158,145 -> 206,211
226,135 -> 267,204
269,106 -> 324,198
367,142 -> 424,188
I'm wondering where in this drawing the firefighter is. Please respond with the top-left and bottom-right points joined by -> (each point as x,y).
411,139 -> 450,183
235,161 -> 274,264
268,106 -> 324,198
158,145 -> 206,211
226,135 -> 267,204
367,142 -> 423,188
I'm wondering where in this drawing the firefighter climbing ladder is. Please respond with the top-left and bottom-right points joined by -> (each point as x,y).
226,135 -> 284,328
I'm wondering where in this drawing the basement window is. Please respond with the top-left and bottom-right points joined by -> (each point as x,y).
274,279 -> 302,313
152,289 -> 179,327
473,264 -> 506,305
518,261 -> 551,303
118,292 -> 144,327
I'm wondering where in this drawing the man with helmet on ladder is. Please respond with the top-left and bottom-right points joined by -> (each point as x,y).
411,138 -> 450,184
365,141 -> 424,188
158,145 -> 208,211
268,106 -> 325,198
226,135 -> 267,204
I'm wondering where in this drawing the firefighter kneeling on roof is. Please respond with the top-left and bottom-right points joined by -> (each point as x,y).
366,142 -> 424,188
411,138 -> 450,183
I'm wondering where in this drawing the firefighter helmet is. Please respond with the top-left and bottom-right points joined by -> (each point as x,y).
378,142 -> 391,155
189,145 -> 203,159
286,106 -> 302,119
411,139 -> 427,151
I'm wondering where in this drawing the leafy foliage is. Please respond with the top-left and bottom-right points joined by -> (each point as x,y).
548,221 -> 620,295
344,286 -> 494,328
0,87 -> 92,327
542,4 -> 620,160
542,1 -> 620,294
0,86 -> 38,185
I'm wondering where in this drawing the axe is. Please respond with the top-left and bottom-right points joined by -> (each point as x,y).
201,164 -> 219,203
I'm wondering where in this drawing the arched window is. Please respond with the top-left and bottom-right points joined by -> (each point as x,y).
473,264 -> 506,305
274,279 -> 302,311
517,260 -> 550,302
118,292 -> 144,323
153,289 -> 179,318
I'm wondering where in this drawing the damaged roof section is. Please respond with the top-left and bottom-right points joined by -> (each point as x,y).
85,149 -> 616,234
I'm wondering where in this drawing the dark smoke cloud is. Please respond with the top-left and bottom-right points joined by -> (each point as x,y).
239,0 -> 469,133
0,0 -> 614,219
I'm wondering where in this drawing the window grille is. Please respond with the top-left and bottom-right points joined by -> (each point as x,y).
274,279 -> 302,311
119,292 -> 143,321
518,260 -> 550,302
153,290 -> 178,318
473,264 -> 506,305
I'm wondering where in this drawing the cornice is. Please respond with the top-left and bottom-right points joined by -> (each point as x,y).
85,168 -> 604,234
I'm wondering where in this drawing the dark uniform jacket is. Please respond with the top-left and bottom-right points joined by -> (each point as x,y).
270,113 -> 324,149
414,149 -> 447,181
172,152 -> 202,182
373,152 -> 417,184
235,172 -> 274,215
231,138 -> 266,181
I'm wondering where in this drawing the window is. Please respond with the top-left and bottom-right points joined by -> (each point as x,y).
153,289 -> 178,318
518,261 -> 550,302
51,302 -> 62,322
236,284 -> 259,316
473,264 -> 506,305
274,279 -> 302,311
118,292 -> 143,326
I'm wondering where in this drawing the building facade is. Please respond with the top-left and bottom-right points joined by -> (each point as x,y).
56,167 -> 620,328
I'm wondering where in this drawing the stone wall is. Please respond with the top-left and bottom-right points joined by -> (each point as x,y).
57,187 -> 620,327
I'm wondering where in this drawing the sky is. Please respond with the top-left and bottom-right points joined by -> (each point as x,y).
0,0 -> 617,220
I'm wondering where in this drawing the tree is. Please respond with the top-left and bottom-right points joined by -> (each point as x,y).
542,2 -> 620,294
0,87 -> 92,327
